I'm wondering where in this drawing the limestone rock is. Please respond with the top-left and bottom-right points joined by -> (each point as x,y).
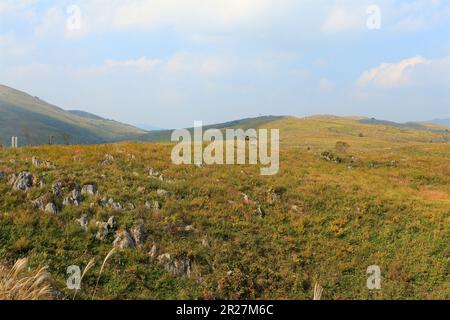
52,182 -> 64,198
130,222 -> 147,246
113,230 -> 135,249
149,243 -> 159,258
44,202 -> 58,214
157,254 -> 192,277
81,185 -> 97,197
11,172 -> 34,191
157,189 -> 171,197
77,214 -> 89,231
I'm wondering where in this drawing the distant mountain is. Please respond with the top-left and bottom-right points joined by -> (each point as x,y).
136,116 -> 287,142
359,118 -> 450,132
133,123 -> 162,131
0,84 -> 146,146
68,110 -> 105,121
430,118 -> 450,126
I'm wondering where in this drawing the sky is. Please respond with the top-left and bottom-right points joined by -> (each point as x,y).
0,0 -> 449,129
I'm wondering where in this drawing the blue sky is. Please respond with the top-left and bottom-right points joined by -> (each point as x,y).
1,0 -> 449,129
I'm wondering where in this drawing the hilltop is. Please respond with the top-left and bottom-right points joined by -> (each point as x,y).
0,85 -> 146,146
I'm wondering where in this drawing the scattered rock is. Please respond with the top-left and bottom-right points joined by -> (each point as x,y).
242,194 -> 252,205
32,157 -> 42,167
100,196 -> 108,206
113,230 -> 135,249
44,202 -> 58,214
52,182 -> 64,198
148,168 -> 161,177
107,216 -> 117,230
153,201 -> 161,210
10,172 -> 34,191
146,200 -> 161,210
130,222 -> 147,246
320,151 -> 342,163
63,188 -> 84,206
111,201 -> 123,211
157,253 -> 192,277
149,243 -> 159,258
38,178 -> 46,188
201,236 -> 209,248
81,185 -> 97,196
32,195 -> 49,211
102,154 -> 114,165
96,216 -> 117,241
184,225 -> 196,232
76,214 -> 89,231
157,189 -> 171,197
32,157 -> 55,169
254,207 -> 265,219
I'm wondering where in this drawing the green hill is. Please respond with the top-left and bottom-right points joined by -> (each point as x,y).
137,116 -> 287,142
0,85 -> 146,146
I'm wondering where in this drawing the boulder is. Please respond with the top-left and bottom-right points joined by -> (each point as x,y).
255,207 -> 265,219
111,201 -> 123,211
32,195 -> 48,211
44,203 -> 58,214
77,214 -> 89,231
32,157 -> 42,167
145,200 -> 161,210
148,243 -> 159,258
157,254 -> 192,277
113,230 -> 135,249
102,154 -> 114,165
11,172 -> 34,191
63,188 -> 84,206
148,168 -> 161,177
81,185 -> 97,196
130,222 -> 147,246
96,216 -> 117,241
157,189 -> 171,197
52,182 -> 64,198
107,216 -> 117,230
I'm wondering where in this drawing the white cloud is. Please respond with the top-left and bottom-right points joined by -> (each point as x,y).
357,56 -> 431,87
322,7 -> 364,33
391,0 -> 450,32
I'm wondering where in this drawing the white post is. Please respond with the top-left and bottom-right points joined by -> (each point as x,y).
11,136 -> 18,148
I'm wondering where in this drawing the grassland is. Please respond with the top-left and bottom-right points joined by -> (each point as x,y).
0,116 -> 449,300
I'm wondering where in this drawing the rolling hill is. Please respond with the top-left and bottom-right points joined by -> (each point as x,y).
431,118 -> 450,126
0,84 -> 146,146
1,84 -> 449,149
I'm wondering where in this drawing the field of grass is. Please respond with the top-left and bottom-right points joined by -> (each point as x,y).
0,116 -> 449,299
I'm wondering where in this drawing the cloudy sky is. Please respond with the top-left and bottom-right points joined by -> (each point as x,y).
1,0 -> 449,129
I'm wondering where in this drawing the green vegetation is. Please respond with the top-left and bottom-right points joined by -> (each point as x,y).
0,116 -> 449,300
0,84 -> 145,146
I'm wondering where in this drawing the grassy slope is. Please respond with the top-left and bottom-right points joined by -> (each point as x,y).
136,116 -> 286,142
0,85 -> 145,146
0,116 -> 449,299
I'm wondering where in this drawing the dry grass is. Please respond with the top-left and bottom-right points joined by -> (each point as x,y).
73,258 -> 96,300
0,258 -> 53,300
92,248 -> 116,300
313,282 -> 323,301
